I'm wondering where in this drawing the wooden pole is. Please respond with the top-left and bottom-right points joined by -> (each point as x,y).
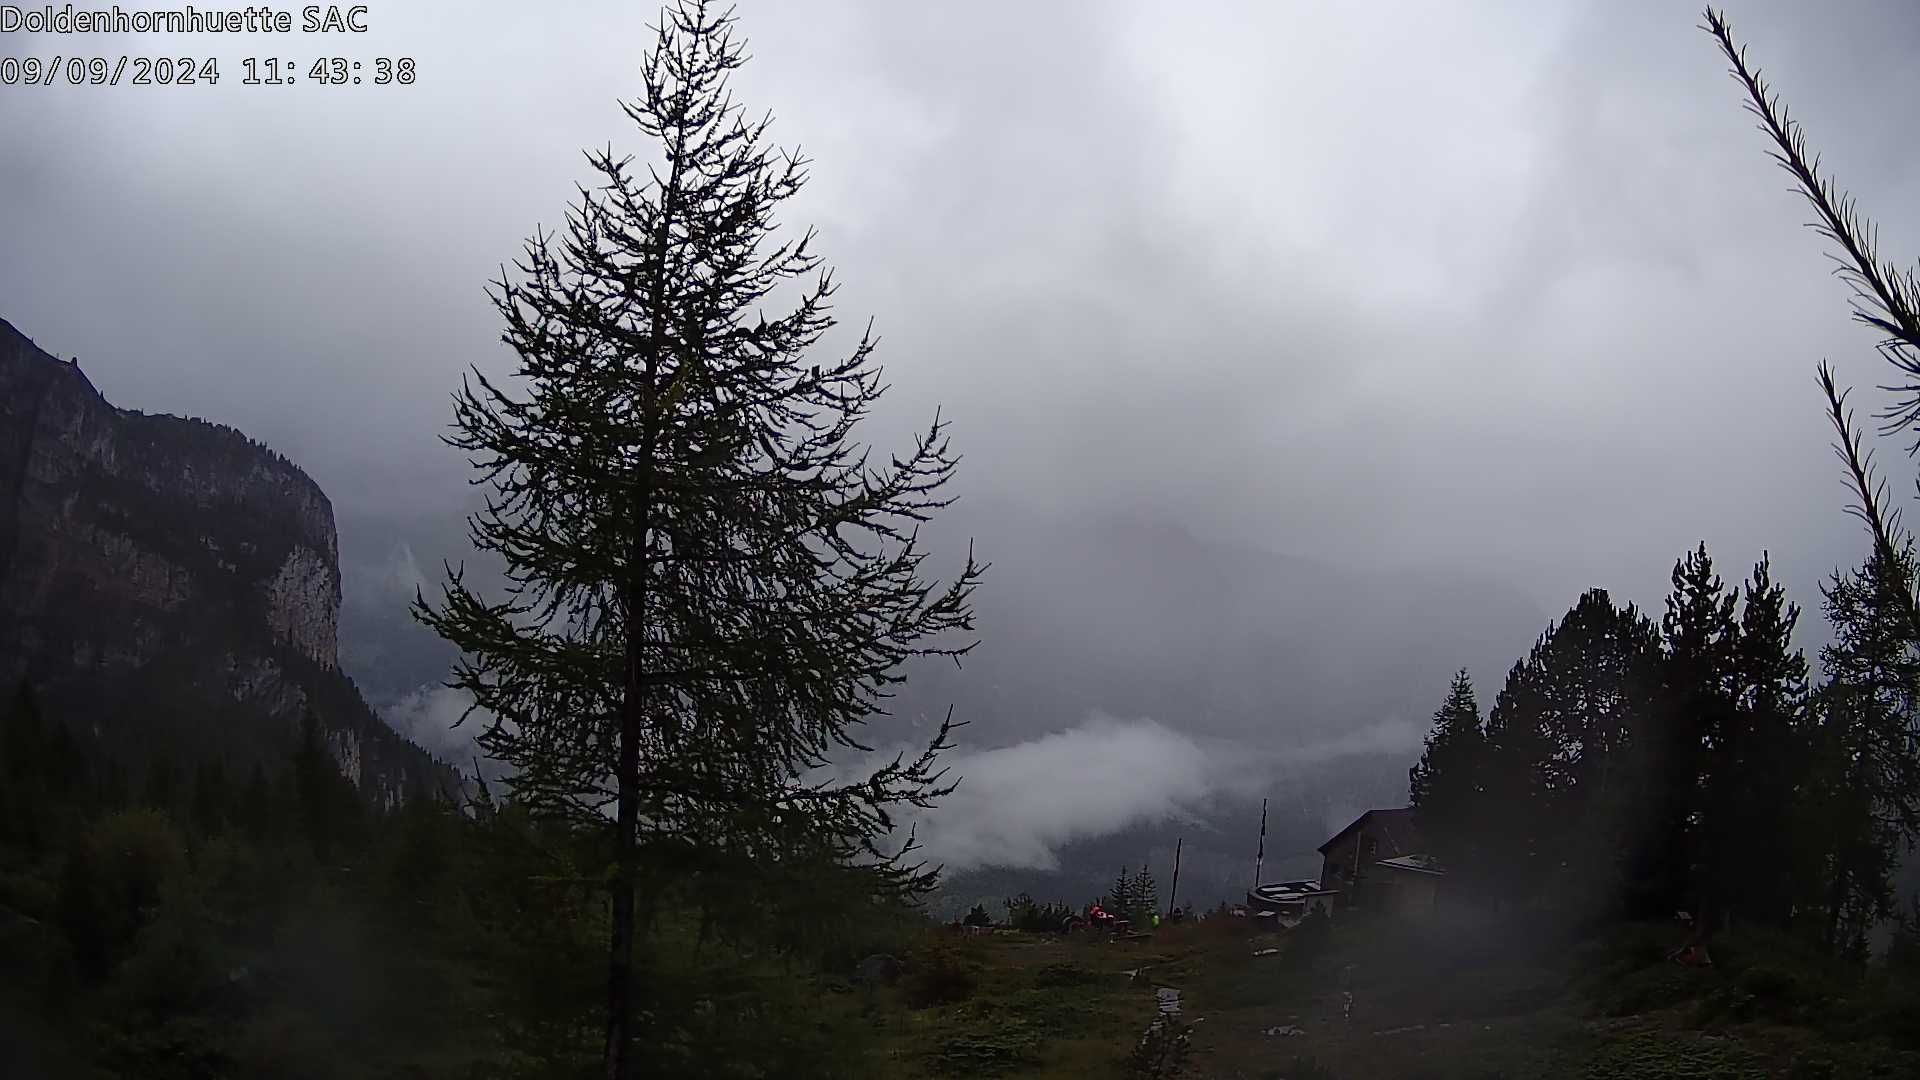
1352,820 -> 1365,907
1167,837 -> 1183,916
1253,798 -> 1268,890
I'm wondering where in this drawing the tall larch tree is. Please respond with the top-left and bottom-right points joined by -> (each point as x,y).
414,4 -> 983,1076
1704,8 -> 1920,638
1706,5 -> 1920,948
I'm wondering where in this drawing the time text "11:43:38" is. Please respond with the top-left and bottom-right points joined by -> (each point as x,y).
0,55 -> 413,86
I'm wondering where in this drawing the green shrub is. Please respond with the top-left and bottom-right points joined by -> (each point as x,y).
107,880 -> 225,1015
56,808 -> 188,977
1855,980 -> 1920,1050
1004,892 -> 1076,933
1590,962 -> 1702,1017
901,938 -> 979,1009
816,897 -> 925,977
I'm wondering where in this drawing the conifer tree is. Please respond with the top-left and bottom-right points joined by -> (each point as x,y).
412,4 -> 981,1074
0,681 -> 64,851
1108,866 -> 1135,915
143,755 -> 180,814
1476,591 -> 1660,913
240,762 -> 275,842
1804,546 -> 1920,954
29,685 -> 87,809
1131,862 -> 1159,927
1712,554 -> 1810,927
1653,543 -> 1739,919
1818,546 -> 1920,843
1409,669 -> 1485,874
191,759 -> 230,837
291,707 -> 363,864
1801,683 -> 1900,959
1480,654 -> 1552,898
291,709 -> 335,860
98,757 -> 129,813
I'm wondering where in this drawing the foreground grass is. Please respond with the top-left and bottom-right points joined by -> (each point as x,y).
872,913 -> 1920,1080
19,879 -> 1915,1077
1170,915 -> 1920,1079
854,927 -> 1185,1078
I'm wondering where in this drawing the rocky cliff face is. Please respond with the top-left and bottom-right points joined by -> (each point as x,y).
0,317 -> 449,803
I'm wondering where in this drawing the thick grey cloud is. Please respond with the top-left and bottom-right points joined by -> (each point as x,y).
380,683 -> 487,765
6,1 -> 1920,656
889,715 -> 1222,873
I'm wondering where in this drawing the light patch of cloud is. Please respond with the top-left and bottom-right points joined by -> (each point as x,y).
1280,716 -> 1428,764
379,684 -> 492,771
891,712 -> 1430,873
379,543 -> 432,604
895,714 -> 1213,872
342,541 -> 432,611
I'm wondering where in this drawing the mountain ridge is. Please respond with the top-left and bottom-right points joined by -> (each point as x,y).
0,316 -> 450,803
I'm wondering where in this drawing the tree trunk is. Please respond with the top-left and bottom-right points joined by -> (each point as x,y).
585,12 -> 698,1049
606,578 -> 646,1080
1823,860 -> 1848,956
607,140 -> 674,1079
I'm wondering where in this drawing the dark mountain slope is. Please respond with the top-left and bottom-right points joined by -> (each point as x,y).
0,317 -> 450,803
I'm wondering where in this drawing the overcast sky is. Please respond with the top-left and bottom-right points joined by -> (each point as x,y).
6,0 -> 1920,624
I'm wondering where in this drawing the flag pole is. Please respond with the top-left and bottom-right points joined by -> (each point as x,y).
1167,836 -> 1183,916
1253,797 -> 1268,890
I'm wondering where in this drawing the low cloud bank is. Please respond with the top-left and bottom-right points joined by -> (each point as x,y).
896,715 -> 1217,872
379,684 -> 492,770
892,713 -> 1430,873
372,690 -> 1426,867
